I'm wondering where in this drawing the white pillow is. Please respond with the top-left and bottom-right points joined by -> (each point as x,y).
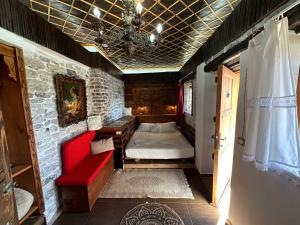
151,124 -> 161,133
137,123 -> 156,132
91,137 -> 114,155
123,107 -> 132,116
159,122 -> 177,133
14,188 -> 34,220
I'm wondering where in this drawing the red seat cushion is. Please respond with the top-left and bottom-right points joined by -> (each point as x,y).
62,131 -> 96,174
56,150 -> 113,186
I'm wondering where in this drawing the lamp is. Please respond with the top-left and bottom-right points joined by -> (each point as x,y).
93,7 -> 101,19
136,3 -> 143,14
87,115 -> 103,130
167,105 -> 177,114
137,106 -> 148,115
91,1 -> 163,56
156,23 -> 163,34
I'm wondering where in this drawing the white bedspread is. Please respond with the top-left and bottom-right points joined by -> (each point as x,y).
125,131 -> 194,159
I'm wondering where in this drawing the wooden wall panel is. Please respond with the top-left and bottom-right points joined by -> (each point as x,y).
180,0 -> 291,75
123,73 -> 180,115
0,0 -> 122,78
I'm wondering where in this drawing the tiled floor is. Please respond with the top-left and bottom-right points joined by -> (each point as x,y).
53,169 -> 219,225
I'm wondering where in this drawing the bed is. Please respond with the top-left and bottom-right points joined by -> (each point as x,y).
125,122 -> 194,160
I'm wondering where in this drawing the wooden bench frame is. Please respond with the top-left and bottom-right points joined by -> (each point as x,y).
59,156 -> 114,212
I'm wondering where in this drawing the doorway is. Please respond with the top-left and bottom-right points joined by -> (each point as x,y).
212,64 -> 240,222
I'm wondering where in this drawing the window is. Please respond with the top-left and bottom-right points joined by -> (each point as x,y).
184,80 -> 193,115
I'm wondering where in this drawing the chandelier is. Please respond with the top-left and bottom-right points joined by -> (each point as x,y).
91,0 -> 163,56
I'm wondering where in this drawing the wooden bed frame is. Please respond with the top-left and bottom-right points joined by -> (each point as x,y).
123,114 -> 195,169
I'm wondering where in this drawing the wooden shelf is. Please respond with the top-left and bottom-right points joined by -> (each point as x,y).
11,165 -> 32,178
19,204 -> 38,224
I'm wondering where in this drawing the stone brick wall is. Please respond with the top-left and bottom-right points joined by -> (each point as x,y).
23,50 -> 124,223
90,69 -> 124,124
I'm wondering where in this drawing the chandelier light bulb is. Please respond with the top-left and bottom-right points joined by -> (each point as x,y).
136,3 -> 143,14
156,23 -> 163,34
93,7 -> 101,18
150,34 -> 155,43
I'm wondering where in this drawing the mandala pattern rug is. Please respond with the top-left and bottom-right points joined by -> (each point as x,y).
120,202 -> 185,225
99,169 -> 194,199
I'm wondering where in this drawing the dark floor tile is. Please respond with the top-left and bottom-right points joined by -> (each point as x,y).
52,212 -> 89,225
154,198 -> 187,203
53,169 -> 219,225
97,198 -> 152,204
188,203 -> 219,225
162,202 -> 193,225
185,169 -> 213,204
86,201 -> 142,225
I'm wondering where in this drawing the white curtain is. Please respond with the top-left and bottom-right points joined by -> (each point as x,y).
242,17 -> 300,178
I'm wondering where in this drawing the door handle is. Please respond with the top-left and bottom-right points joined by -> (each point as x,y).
2,181 -> 14,197
211,135 -> 226,141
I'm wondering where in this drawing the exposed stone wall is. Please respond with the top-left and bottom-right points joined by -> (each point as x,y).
23,50 -> 124,223
90,68 -> 124,124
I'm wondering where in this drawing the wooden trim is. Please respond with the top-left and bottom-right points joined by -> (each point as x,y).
137,114 -> 177,123
180,122 -> 195,147
15,47 -> 45,213
226,219 -> 234,225
212,65 -> 223,206
19,205 -> 38,224
212,65 -> 239,207
124,163 -> 194,169
11,165 -> 32,178
0,43 -> 15,58
180,0 -> 291,74
60,156 -> 114,212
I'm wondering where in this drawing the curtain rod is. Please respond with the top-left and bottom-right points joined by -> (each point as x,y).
206,0 -> 300,65
179,71 -> 194,82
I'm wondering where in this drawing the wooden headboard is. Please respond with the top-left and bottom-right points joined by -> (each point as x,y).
137,114 -> 177,123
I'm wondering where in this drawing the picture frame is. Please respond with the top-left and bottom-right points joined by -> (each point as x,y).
54,74 -> 87,127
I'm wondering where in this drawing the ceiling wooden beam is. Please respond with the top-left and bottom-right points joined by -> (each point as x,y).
180,0 -> 291,75
0,0 -> 123,78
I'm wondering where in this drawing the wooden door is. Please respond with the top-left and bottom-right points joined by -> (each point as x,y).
212,65 -> 239,207
0,103 -> 16,225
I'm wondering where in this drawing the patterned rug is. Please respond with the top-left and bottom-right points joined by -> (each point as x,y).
120,202 -> 185,225
99,169 -> 194,199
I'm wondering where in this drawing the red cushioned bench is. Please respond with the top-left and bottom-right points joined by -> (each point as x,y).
56,131 -> 114,212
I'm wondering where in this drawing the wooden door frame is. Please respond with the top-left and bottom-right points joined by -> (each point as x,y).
0,43 -> 45,213
212,64 -> 240,207
0,96 -> 18,225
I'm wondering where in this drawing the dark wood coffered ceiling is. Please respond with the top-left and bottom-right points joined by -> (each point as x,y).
19,0 -> 241,73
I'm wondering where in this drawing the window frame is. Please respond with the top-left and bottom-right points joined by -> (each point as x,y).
183,80 -> 193,116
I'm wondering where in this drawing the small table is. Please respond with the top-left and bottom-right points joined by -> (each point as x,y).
96,116 -> 138,169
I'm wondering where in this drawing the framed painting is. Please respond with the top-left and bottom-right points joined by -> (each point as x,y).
55,74 -> 87,127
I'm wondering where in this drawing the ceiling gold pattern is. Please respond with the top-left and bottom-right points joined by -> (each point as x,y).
19,0 -> 241,72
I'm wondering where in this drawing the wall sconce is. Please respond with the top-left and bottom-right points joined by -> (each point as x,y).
137,106 -> 148,115
167,105 -> 177,114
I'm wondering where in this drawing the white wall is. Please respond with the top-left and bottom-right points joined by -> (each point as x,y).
229,36 -> 300,224
195,64 -> 217,174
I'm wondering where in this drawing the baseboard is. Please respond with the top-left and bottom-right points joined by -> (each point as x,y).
226,218 -> 233,225
47,209 -> 63,225
124,163 -> 195,169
